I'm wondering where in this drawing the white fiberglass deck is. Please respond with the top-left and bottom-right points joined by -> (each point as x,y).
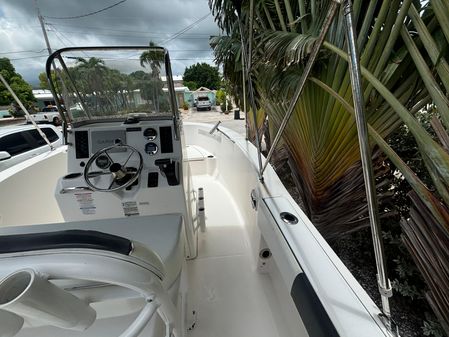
188,176 -> 306,337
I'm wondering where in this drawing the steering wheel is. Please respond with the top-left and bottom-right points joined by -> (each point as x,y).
84,144 -> 143,192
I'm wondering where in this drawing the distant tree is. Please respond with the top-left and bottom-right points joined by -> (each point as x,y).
183,63 -> 220,90
140,41 -> 164,77
183,81 -> 198,91
38,72 -> 50,89
74,57 -> 109,94
129,71 -> 147,82
38,70 -> 58,89
38,70 -> 65,93
0,58 -> 34,109
140,41 -> 165,111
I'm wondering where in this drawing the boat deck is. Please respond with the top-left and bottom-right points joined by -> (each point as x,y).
188,175 -> 305,337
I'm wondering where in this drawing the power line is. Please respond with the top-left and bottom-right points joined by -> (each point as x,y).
0,49 -> 47,55
162,13 -> 211,44
44,0 -> 128,20
9,54 -> 213,62
44,28 -> 212,40
171,58 -> 214,61
49,27 -> 70,47
47,24 -> 91,57
45,22 -> 216,36
10,55 -> 48,61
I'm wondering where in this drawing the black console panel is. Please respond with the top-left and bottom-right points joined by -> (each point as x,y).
159,126 -> 173,153
147,172 -> 159,188
74,131 -> 89,159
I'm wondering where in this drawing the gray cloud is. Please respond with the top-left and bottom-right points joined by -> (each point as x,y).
0,0 -> 221,86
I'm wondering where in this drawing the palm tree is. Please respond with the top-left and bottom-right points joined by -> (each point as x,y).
73,57 -> 117,113
140,41 -> 165,111
210,0 -> 449,332
140,41 -> 164,76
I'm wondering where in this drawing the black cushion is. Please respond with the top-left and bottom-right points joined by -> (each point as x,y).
0,230 -> 132,255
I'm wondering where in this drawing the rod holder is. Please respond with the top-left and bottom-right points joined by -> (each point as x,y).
209,121 -> 222,135
0,269 -> 96,331
198,188 -> 206,232
0,309 -> 23,337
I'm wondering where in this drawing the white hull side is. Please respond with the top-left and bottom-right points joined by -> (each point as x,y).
0,122 -> 391,337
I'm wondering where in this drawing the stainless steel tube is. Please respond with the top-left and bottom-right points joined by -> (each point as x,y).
342,0 -> 392,321
237,2 -> 264,181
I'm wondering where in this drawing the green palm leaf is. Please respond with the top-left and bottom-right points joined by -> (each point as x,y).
210,0 -> 449,331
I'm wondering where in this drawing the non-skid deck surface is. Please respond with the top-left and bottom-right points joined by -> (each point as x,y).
188,176 -> 291,337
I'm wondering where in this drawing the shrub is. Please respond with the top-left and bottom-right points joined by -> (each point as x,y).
216,89 -> 226,105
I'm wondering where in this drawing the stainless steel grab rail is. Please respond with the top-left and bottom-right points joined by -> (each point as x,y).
60,186 -> 94,194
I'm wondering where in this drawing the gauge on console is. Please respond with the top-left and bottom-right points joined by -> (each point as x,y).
145,142 -> 158,155
143,128 -> 157,140
95,155 -> 111,169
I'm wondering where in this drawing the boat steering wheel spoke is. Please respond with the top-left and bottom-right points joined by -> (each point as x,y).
86,171 -> 111,178
84,144 -> 143,192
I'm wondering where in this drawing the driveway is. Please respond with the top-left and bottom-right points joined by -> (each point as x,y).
180,106 -> 246,136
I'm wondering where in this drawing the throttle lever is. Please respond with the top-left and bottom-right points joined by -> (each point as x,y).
155,159 -> 179,186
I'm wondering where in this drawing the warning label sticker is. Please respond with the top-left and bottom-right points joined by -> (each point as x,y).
75,193 -> 96,215
122,201 -> 139,216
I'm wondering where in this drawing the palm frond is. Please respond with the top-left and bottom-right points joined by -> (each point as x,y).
209,1 -> 449,329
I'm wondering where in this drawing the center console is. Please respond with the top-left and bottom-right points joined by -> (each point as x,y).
55,118 -> 185,221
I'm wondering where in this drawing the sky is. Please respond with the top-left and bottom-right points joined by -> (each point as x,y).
0,0 -> 221,86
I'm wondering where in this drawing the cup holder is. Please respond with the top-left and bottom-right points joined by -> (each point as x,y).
280,212 -> 298,225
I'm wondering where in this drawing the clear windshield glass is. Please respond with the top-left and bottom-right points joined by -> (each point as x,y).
48,47 -> 176,123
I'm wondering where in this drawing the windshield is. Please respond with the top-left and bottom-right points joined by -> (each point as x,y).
47,47 -> 177,124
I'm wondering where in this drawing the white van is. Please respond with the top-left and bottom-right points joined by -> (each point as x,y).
0,124 -> 62,171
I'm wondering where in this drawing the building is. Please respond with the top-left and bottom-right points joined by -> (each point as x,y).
162,86 -> 190,107
32,89 -> 56,110
161,75 -> 184,88
184,87 -> 216,107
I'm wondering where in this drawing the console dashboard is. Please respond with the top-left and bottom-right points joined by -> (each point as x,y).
63,118 -> 181,190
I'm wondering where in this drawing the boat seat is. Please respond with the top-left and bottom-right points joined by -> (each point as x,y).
0,214 -> 184,289
0,230 -> 132,255
185,145 -> 217,175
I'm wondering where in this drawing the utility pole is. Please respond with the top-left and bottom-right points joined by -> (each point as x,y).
34,0 -> 59,91
33,0 -> 70,128
34,0 -> 53,56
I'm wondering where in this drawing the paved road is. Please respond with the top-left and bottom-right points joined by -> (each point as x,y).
181,107 -> 247,136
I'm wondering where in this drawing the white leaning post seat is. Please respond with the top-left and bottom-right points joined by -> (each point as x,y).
0,214 -> 184,337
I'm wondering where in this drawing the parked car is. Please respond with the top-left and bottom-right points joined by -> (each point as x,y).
0,124 -> 62,172
26,106 -> 62,126
0,110 -> 12,119
196,96 -> 212,111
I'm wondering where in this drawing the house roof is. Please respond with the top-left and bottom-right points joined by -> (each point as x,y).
32,89 -> 54,100
162,86 -> 189,93
161,75 -> 183,82
194,87 -> 212,92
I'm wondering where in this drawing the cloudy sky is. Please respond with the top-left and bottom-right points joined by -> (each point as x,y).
0,0 -> 221,86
